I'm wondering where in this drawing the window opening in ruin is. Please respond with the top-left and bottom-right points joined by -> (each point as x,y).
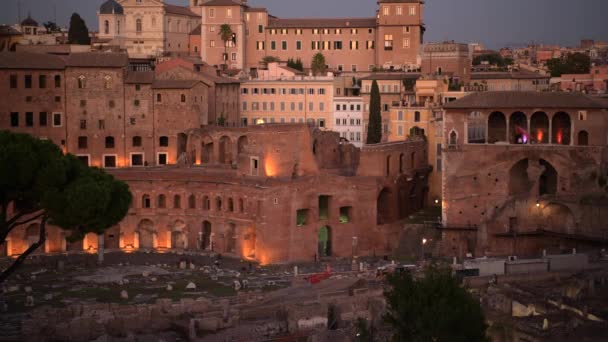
551,112 -> 571,145
103,155 -> 116,168
159,136 -> 169,147
318,196 -> 330,220
188,195 -> 196,209
577,130 -> 589,146
131,153 -> 143,166
228,198 -> 234,212
539,159 -> 557,196
174,195 -> 181,209
509,112 -> 528,144
157,195 -> 166,208
449,130 -> 457,146
157,153 -> 167,165
216,197 -> 222,211
339,206 -> 352,223
142,195 -> 151,208
467,111 -> 486,143
202,221 -> 212,250
377,188 -> 391,225
488,111 -> 506,144
239,198 -> 244,213
318,226 -> 332,257
296,209 -> 309,226
203,196 -> 210,210
530,112 -> 549,144
250,157 -> 259,176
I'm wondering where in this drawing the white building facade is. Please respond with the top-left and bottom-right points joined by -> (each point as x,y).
333,97 -> 364,147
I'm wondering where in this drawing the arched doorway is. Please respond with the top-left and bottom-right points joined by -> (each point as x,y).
509,112 -> 528,144
138,219 -> 155,249
202,221 -> 212,250
488,111 -> 507,144
318,226 -> 332,257
539,159 -> 557,196
171,220 -> 187,249
237,136 -> 248,155
377,188 -> 391,225
509,159 -> 531,195
542,204 -> 575,235
530,112 -> 549,144
177,133 -> 188,160
552,112 -> 571,145
219,136 -> 232,164
577,130 -> 589,146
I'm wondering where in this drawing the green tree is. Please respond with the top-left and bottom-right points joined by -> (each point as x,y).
366,80 -> 382,144
546,52 -> 591,77
287,57 -> 303,71
219,24 -> 234,69
43,21 -> 61,34
67,13 -> 91,45
0,131 -> 131,283
311,53 -> 327,76
384,266 -> 488,342
473,53 -> 512,67
261,55 -> 280,67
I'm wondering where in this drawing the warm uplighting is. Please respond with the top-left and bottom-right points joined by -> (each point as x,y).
255,118 -> 265,125
536,201 -> 541,208
264,155 -> 277,177
556,130 -> 563,144
422,238 -> 427,245
434,198 -> 440,205
536,130 -> 544,142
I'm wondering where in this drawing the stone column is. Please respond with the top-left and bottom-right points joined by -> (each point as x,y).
97,234 -> 105,264
548,117 -> 553,144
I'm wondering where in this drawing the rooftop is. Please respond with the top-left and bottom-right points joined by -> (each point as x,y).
268,18 -> 376,29
152,79 -> 203,89
0,52 -> 65,70
66,52 -> 129,68
444,91 -> 608,110
360,73 -> 421,81
164,4 -> 199,17
99,0 -> 124,15
471,70 -> 550,80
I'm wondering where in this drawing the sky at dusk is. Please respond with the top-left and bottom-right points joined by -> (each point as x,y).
1,0 -> 606,49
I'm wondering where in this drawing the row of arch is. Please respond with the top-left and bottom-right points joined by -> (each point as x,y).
141,193 -> 246,213
198,134 -> 248,165
386,152 -> 417,176
467,111 -> 587,146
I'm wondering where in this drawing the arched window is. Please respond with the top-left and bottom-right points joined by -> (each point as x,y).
238,198 -> 244,213
578,130 -> 589,146
104,20 -> 109,34
159,136 -> 169,147
78,75 -> 86,89
136,19 -> 142,33
216,197 -> 222,211
203,196 -> 210,210
487,111 -> 507,144
188,194 -> 196,209
509,112 -> 528,144
105,136 -> 115,148
181,94 -> 186,102
117,20 -> 120,34
157,194 -> 166,208
414,111 -> 420,122
467,111 -> 486,144
132,136 -> 142,147
174,195 -> 181,209
552,112 -> 571,145
156,93 -> 162,103
449,130 -> 458,146
228,198 -> 234,212
530,112 -> 549,144
142,194 -> 151,208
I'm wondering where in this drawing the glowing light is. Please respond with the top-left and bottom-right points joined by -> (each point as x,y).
434,199 -> 440,205
556,130 -> 563,144
536,130 -> 544,142
264,155 -> 277,177
536,201 -> 541,208
255,118 -> 265,125
422,238 -> 427,245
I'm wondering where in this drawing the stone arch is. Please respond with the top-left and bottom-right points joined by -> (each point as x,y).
318,226 -> 332,257
509,111 -> 528,144
188,194 -> 196,209
171,220 -> 187,249
552,112 -> 571,145
177,133 -> 188,161
202,221 -> 212,250
226,223 -> 236,253
449,129 -> 458,146
542,203 -> 576,235
488,111 -> 507,144
157,194 -> 166,208
509,159 -> 532,195
539,159 -> 558,196
377,188 -> 391,225
201,136 -> 214,164
577,130 -> 589,146
530,112 -> 549,144
137,219 -> 155,249
237,135 -> 248,155
142,194 -> 151,208
219,136 -> 233,164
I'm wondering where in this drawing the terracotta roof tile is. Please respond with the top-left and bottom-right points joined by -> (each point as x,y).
0,52 -> 65,69
66,52 -> 128,68
444,91 -> 607,110
126,71 -> 154,84
202,0 -> 243,6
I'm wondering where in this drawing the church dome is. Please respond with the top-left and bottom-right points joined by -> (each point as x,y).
100,0 -> 124,15
20,15 -> 38,27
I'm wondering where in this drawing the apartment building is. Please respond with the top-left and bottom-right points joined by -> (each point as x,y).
199,0 -> 424,71
333,97 -> 364,147
240,63 -> 334,128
